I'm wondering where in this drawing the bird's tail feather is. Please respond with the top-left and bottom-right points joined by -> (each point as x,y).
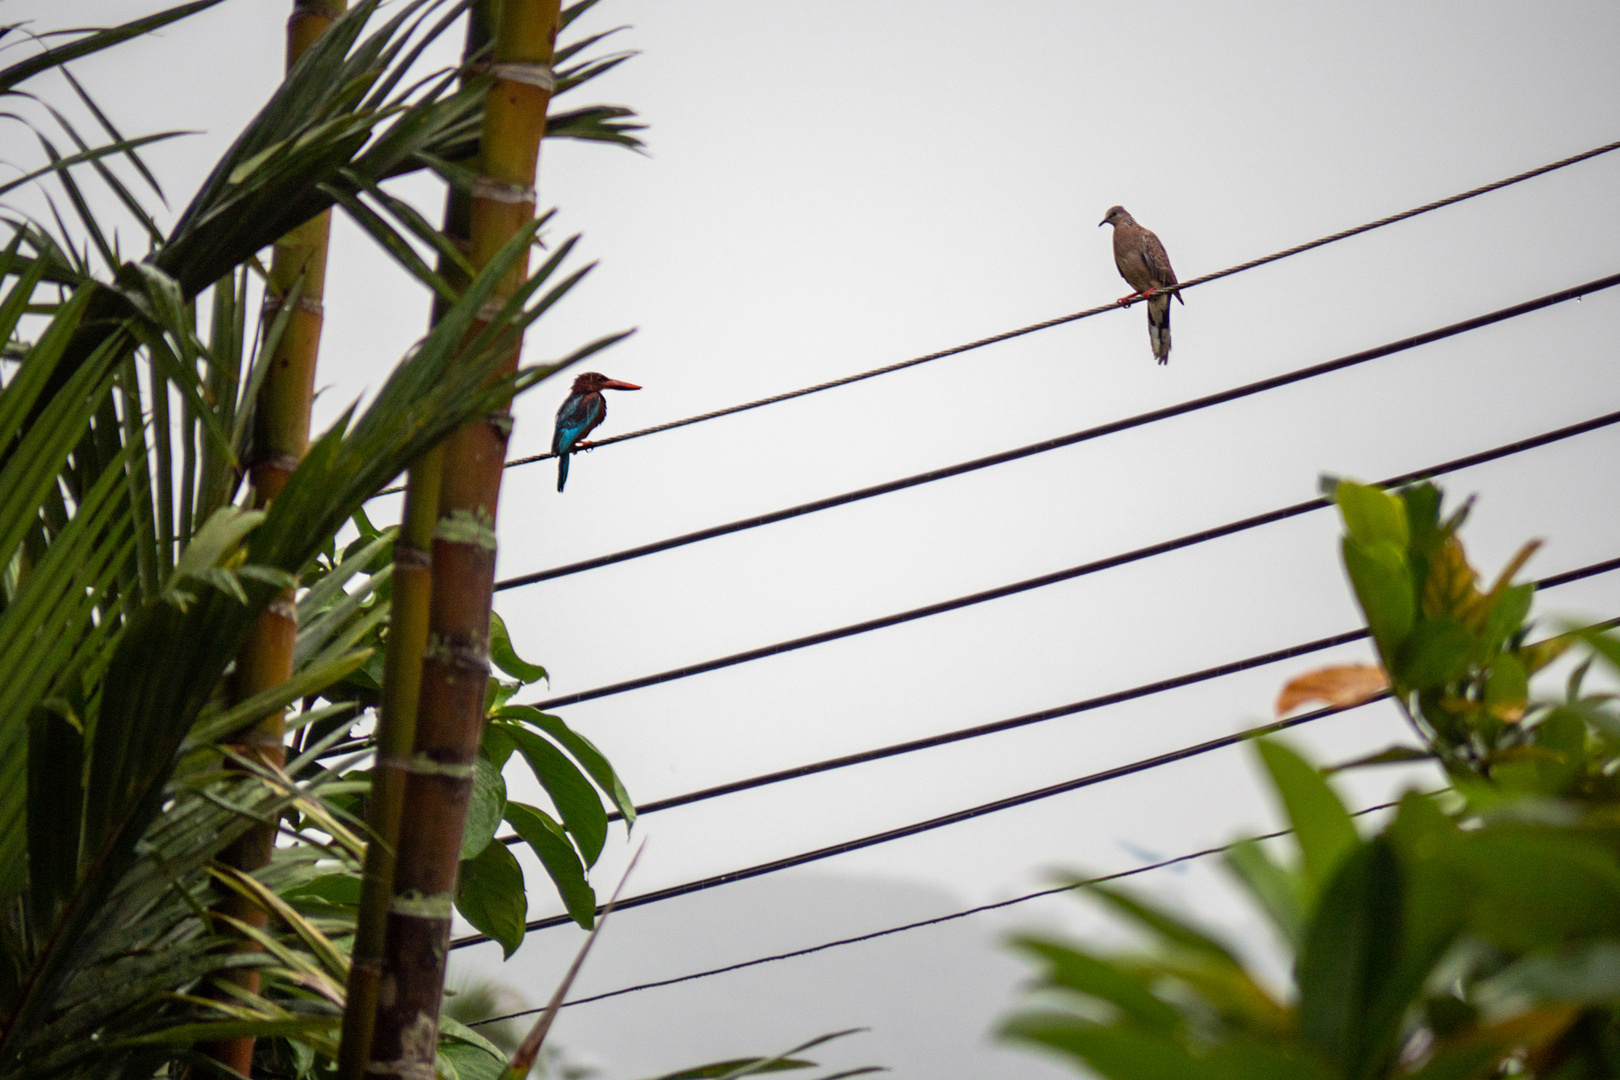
1148,294 -> 1171,365
557,452 -> 571,492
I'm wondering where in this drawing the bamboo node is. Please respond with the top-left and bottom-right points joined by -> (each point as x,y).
267,598 -> 298,622
490,61 -> 556,91
423,631 -> 490,673
393,543 -> 431,571
388,890 -> 454,919
406,753 -> 475,779
262,293 -> 324,317
433,509 -> 498,551
470,176 -> 536,205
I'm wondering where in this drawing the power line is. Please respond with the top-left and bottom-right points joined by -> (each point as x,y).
501,140 -> 1620,469
493,550 -> 1620,830
470,796 -> 1415,1025
371,138 -> 1620,501
496,272 -> 1620,589
521,406 -> 1620,712
456,595 -> 1620,952
453,694 -> 1384,950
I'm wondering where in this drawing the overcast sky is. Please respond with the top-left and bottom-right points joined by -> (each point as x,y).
10,1 -> 1620,1077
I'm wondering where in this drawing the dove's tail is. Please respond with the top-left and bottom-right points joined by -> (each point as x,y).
1148,294 -> 1171,365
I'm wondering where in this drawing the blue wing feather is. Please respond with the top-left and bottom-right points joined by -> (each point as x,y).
553,392 -> 606,492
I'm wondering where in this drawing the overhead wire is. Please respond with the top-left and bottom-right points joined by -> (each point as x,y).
460,582 -> 1620,955
497,272 -> 1620,589
470,795 -> 1418,1025
369,136 -> 1620,505
520,406 -> 1620,712
490,551 -> 1620,833
453,693 -> 1389,950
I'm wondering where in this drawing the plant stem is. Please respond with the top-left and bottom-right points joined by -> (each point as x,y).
365,3 -> 562,1077
200,2 -> 344,1075
335,5 -> 495,1074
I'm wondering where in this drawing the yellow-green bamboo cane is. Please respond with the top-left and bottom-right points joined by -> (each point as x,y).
202,1 -> 344,1074
336,12 -> 492,1069
364,3 -> 562,1077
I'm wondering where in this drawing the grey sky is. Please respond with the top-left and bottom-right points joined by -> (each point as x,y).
9,1 -> 1620,1076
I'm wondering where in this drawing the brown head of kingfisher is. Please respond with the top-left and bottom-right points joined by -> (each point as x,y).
551,372 -> 642,492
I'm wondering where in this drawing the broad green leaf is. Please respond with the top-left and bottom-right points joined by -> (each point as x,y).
999,1011 -> 1232,1080
456,840 -> 528,960
1393,617 -> 1474,690
505,801 -> 596,929
440,1038 -> 507,1080
1483,653 -> 1527,721
1295,838 -> 1405,1078
1256,740 -> 1358,904
1341,538 -> 1414,661
490,610 -> 547,684
1480,582 -> 1534,654
1085,885 -> 1240,967
502,723 -> 609,865
1008,937 -> 1182,1035
1336,481 -> 1408,551
497,706 -> 634,825
460,756 -> 508,862
1222,839 -> 1306,948
1455,828 -> 1620,951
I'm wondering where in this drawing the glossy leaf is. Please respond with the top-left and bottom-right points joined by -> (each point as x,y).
1256,740 -> 1358,903
1295,838 -> 1405,1077
505,800 -> 596,929
460,756 -> 508,862
489,609 -> 547,684
1007,937 -> 1182,1035
501,722 -> 610,865
497,705 -> 634,825
1335,481 -> 1409,551
456,840 -> 528,960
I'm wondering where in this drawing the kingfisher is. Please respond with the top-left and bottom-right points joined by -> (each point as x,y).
552,372 -> 642,491
1100,205 -> 1183,364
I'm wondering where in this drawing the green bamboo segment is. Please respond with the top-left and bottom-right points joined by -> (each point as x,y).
202,2 -> 345,1075
337,5 -> 493,1073
365,3 -> 563,1077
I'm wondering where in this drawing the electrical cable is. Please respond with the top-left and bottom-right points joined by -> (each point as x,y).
469,796 -> 1414,1025
497,271 -> 1620,589
456,597 -> 1620,952
521,406 -> 1620,712
378,136 -> 1620,505
492,550 -> 1620,831
453,693 -> 1382,949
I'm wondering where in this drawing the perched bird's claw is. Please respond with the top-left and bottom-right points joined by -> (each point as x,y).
575,440 -> 596,452
1116,292 -> 1142,308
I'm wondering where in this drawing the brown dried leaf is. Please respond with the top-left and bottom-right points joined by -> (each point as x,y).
1423,536 -> 1481,622
1276,664 -> 1391,716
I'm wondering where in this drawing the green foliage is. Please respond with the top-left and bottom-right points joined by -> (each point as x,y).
1001,484 -> 1620,1080
0,0 -> 646,1073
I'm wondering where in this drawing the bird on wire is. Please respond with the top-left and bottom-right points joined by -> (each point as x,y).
552,371 -> 642,492
1100,205 -> 1183,364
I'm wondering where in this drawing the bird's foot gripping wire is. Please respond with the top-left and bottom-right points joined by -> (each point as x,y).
1116,290 -> 1150,308
575,441 -> 596,452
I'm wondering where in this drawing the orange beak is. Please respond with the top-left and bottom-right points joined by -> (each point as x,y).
601,379 -> 641,391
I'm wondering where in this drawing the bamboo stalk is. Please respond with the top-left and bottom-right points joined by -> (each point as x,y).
200,2 -> 345,1075
335,6 -> 494,1075
365,4 -> 563,1077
